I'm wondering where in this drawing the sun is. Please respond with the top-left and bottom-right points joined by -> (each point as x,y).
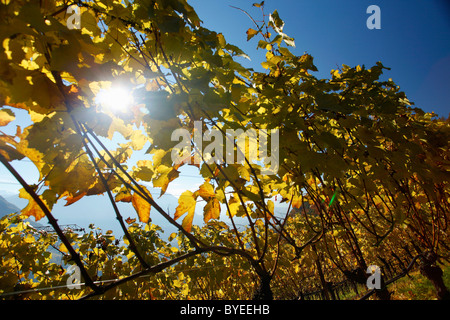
96,85 -> 134,113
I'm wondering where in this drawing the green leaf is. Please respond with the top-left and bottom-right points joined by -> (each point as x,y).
283,36 -> 295,47
269,10 -> 284,32
142,91 -> 177,121
159,15 -> 183,34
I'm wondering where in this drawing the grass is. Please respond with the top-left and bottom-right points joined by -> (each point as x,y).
386,263 -> 450,300
334,263 -> 450,300
289,264 -> 450,300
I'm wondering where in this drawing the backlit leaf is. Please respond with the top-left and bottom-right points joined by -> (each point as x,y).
0,109 -> 15,126
174,190 -> 197,232
131,186 -> 152,223
19,188 -> 46,221
197,181 -> 215,200
204,198 -> 220,223
246,28 -> 258,41
115,190 -> 133,203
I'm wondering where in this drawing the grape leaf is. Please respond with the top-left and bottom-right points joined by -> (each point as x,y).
197,181 -> 215,200
131,186 -> 152,223
19,188 -> 46,221
0,109 -> 15,126
174,190 -> 197,232
246,28 -> 258,41
204,198 -> 220,223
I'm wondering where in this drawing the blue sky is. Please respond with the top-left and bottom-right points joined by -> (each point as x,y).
188,0 -> 450,117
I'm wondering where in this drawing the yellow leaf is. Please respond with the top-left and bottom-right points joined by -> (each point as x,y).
173,279 -> 182,287
152,165 -> 179,196
227,196 -> 240,217
19,188 -> 46,221
130,129 -> 148,151
59,243 -> 69,254
204,198 -> 220,223
151,149 -> 169,167
145,79 -> 160,91
0,140 -> 24,161
266,199 -> 274,219
181,285 -> 189,296
107,117 -> 133,140
197,181 -> 215,200
131,186 -> 152,223
24,233 -> 35,243
115,190 -> 132,203
267,199 -> 274,213
0,109 -> 15,126
174,191 -> 197,232
291,194 -> 302,209
246,28 -> 258,41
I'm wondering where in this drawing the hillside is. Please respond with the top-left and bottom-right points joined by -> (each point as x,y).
0,194 -> 20,218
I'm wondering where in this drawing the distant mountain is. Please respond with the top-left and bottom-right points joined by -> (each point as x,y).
0,194 -> 20,217
0,194 -> 44,229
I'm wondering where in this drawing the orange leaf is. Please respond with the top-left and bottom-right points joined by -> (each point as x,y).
125,217 -> 136,224
64,192 -> 86,206
68,85 -> 78,94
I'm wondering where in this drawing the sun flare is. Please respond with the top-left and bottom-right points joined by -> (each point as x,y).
96,86 -> 134,113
